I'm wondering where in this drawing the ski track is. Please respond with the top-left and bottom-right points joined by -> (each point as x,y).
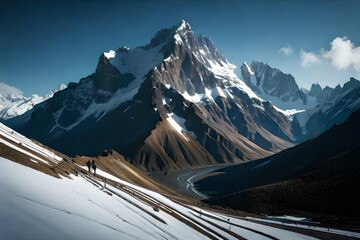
190,212 -> 275,240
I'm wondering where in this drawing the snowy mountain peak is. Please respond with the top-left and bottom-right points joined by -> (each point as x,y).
99,20 -> 237,101
46,83 -> 67,98
177,19 -> 192,31
0,82 -> 67,120
145,22 -> 262,106
104,49 -> 116,59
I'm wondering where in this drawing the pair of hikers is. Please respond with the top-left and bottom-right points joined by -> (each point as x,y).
86,160 -> 97,177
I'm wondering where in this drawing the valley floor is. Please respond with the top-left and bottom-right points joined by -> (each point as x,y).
151,164 -> 233,200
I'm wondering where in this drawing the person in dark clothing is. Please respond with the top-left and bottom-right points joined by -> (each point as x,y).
86,160 -> 91,173
92,160 -> 97,177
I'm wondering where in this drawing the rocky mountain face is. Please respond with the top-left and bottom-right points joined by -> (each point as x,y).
294,79 -> 360,140
241,62 -> 360,113
240,61 -> 312,111
308,77 -> 360,104
0,82 -> 66,120
6,21 -> 295,172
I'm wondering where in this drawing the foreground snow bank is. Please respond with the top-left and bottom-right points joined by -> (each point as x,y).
0,157 -> 206,240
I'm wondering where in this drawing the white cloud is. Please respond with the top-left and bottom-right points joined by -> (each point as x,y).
279,46 -> 294,56
300,37 -> 360,72
322,37 -> 360,72
300,49 -> 321,67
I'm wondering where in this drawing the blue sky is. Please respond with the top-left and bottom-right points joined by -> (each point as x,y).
1,0 -> 360,96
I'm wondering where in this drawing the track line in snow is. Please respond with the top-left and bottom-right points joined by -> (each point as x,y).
190,212 -> 247,240
82,174 -> 167,225
247,218 -> 360,240
181,202 -> 278,240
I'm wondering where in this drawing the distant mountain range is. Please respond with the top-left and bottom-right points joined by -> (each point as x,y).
240,61 -> 360,113
294,78 -> 360,139
4,20 -> 360,173
0,82 -> 66,120
239,61 -> 360,140
308,77 -> 360,103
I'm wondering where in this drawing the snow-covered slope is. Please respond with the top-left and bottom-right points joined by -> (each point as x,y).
0,157 -> 208,239
0,82 -> 67,120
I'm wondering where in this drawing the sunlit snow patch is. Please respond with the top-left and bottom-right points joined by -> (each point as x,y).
166,113 -> 196,141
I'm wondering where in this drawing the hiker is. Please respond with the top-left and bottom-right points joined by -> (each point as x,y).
86,160 -> 91,173
92,160 -> 97,177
